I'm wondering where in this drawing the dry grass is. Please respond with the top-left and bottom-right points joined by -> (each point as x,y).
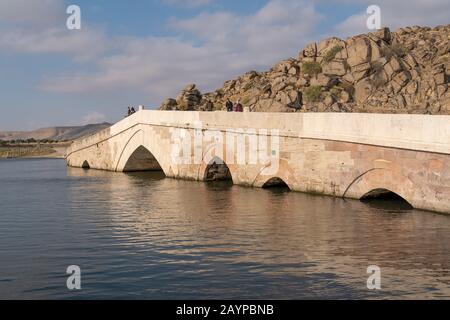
0,144 -> 57,158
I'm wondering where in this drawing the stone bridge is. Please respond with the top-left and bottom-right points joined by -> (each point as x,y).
66,110 -> 450,214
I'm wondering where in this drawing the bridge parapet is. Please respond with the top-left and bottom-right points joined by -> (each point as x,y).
68,111 -> 450,155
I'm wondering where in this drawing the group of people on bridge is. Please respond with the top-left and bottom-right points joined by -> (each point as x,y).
125,99 -> 245,115
126,107 -> 136,117
225,98 -> 244,112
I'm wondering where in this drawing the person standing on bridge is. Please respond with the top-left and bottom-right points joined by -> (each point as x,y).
225,98 -> 233,112
234,99 -> 243,112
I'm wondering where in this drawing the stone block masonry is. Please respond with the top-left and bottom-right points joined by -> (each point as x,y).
66,110 -> 450,214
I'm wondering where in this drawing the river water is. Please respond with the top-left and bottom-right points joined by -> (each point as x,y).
0,158 -> 449,299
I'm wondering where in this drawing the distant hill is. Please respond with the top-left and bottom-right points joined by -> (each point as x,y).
0,123 -> 111,141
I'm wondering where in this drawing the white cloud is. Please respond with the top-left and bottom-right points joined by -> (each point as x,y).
81,111 -> 107,125
0,26 -> 109,61
0,0 -> 108,61
42,0 -> 323,105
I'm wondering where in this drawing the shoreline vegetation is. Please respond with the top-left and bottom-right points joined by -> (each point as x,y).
0,140 -> 69,159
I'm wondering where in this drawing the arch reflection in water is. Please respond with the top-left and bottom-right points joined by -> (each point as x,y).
361,188 -> 413,211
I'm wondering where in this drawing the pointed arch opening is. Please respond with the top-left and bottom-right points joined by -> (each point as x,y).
262,177 -> 291,190
361,188 -> 413,210
204,156 -> 232,181
81,160 -> 90,169
123,146 -> 164,173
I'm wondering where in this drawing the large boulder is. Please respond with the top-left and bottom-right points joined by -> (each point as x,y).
310,74 -> 335,87
160,98 -> 178,110
176,84 -> 203,110
351,62 -> 371,82
322,60 -> 347,76
392,71 -> 410,93
272,59 -> 297,74
347,37 -> 371,67
317,37 -> 346,57
355,78 -> 373,104
384,57 -> 403,79
303,42 -> 317,57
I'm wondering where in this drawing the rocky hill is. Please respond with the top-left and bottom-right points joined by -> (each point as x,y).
160,25 -> 450,114
0,123 -> 111,142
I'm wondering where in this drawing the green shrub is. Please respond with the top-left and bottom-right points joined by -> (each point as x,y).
304,86 -> 322,103
302,62 -> 322,76
323,45 -> 343,63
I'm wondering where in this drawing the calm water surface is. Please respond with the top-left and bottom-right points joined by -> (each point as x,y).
0,158 -> 449,299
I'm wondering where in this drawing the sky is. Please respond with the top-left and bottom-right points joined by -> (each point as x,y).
0,0 -> 449,131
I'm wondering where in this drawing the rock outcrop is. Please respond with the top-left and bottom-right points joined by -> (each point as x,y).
160,25 -> 450,114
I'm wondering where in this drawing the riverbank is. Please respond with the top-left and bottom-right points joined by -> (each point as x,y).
0,143 -> 69,159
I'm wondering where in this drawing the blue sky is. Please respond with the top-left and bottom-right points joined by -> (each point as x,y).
0,0 -> 449,131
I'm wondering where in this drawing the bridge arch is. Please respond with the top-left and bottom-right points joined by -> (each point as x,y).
344,166 -> 416,208
203,156 -> 233,181
81,160 -> 90,169
123,145 -> 164,173
251,159 -> 297,190
361,188 -> 413,209
114,128 -> 168,174
262,177 -> 291,190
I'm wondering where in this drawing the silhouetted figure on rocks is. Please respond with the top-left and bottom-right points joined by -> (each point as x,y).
131,107 -> 136,114
127,107 -> 132,116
